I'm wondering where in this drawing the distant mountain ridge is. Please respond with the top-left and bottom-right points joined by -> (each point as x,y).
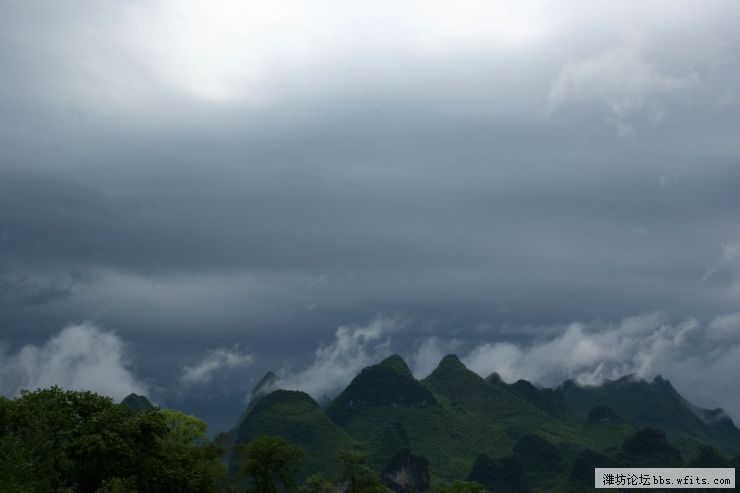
228,354 -> 740,491
558,373 -> 740,453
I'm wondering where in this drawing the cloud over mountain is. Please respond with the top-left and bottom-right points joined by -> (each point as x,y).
273,317 -> 399,399
181,344 -> 254,388
461,312 -> 740,421
259,312 -> 740,424
2,0 -> 740,431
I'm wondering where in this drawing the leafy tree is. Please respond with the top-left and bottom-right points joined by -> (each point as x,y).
238,435 -> 305,493
1,395 -> 40,493
161,408 -> 208,444
336,450 -> 390,493
68,397 -> 168,493
689,446 -> 730,468
0,387 -> 223,493
467,454 -> 530,493
95,477 -> 139,493
380,448 -> 430,493
512,434 -> 563,476
2,387 -> 166,493
616,427 -> 682,467
429,480 -> 489,493
302,473 -> 335,493
0,434 -> 39,492
568,449 -> 611,490
147,409 -> 225,493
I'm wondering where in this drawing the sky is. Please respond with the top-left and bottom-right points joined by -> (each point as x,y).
1,0 -> 740,432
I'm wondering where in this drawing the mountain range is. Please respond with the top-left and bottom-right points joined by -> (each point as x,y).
223,354 -> 740,492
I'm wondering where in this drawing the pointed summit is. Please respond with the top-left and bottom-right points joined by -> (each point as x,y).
425,354 -> 479,387
251,371 -> 279,400
424,354 -> 489,396
379,354 -> 414,378
327,357 -> 436,426
651,375 -> 677,393
436,354 -> 466,370
231,389 -> 357,477
505,379 -> 569,416
485,372 -> 503,385
423,355 -> 552,419
121,393 -> 153,412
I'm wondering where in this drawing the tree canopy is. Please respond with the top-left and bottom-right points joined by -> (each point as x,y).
0,387 -> 224,493
237,435 -> 305,493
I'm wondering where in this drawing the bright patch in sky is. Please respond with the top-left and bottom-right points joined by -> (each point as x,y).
116,0 -> 551,104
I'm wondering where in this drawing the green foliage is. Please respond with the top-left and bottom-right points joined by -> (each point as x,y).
1,387 -> 167,493
4,354 -> 739,493
378,355 -> 415,378
232,390 -> 357,478
560,375 -> 740,454
0,436 -> 39,492
616,427 -> 683,467
424,355 -> 513,414
511,434 -> 563,476
429,480 -> 489,493
238,435 -> 305,493
161,408 -> 208,444
1,395 -> 41,492
328,358 -> 437,426
324,355 -> 587,483
337,449 -> 391,493
380,448 -> 430,493
302,473 -> 335,493
95,477 -> 139,493
586,405 -> 620,423
0,387 -> 224,493
732,454 -> 740,469
688,446 -> 731,468
151,409 -> 225,493
505,379 -> 569,416
467,454 -> 530,493
568,449 -> 612,491
234,354 -> 740,491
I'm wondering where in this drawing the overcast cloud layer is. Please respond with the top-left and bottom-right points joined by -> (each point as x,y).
1,0 -> 740,431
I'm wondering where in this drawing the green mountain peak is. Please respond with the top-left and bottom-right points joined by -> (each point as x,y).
225,354 -> 740,487
651,375 -> 676,391
327,358 -> 437,426
494,379 -> 570,416
485,372 -> 502,384
424,354 -> 485,391
120,393 -> 154,412
425,354 -> 480,386
251,371 -> 279,399
437,353 -> 465,369
422,354 -> 499,409
379,354 -> 414,378
231,388 -> 357,478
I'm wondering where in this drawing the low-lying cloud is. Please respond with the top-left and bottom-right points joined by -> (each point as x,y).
3,313 -> 740,426
0,323 -> 149,401
181,345 -> 254,388
273,317 -> 399,400
460,312 -> 740,421
261,312 -> 740,424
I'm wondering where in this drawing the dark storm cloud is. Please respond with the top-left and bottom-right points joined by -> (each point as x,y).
0,266 -> 73,308
2,0 -> 740,428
